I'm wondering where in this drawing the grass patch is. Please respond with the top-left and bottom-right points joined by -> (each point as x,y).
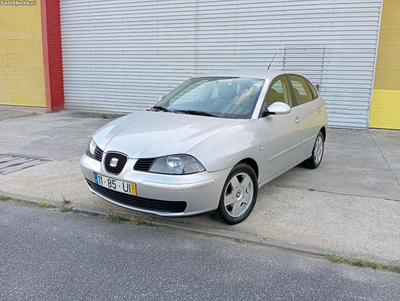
132,217 -> 146,225
59,205 -> 72,213
102,114 -> 109,119
107,212 -> 129,222
308,188 -> 316,191
37,202 -> 52,208
0,195 -> 10,201
1,196 -> 52,207
62,197 -> 71,205
11,197 -> 22,202
236,239 -> 244,244
326,254 -> 400,273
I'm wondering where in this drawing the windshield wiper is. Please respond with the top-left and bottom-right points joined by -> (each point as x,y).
151,106 -> 171,112
174,110 -> 217,117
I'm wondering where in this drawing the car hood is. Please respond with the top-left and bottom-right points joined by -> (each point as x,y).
93,111 -> 239,158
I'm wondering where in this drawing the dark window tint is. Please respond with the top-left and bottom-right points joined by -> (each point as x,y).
264,76 -> 293,108
289,75 -> 313,105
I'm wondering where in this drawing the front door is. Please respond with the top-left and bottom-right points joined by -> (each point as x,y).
258,76 -> 303,180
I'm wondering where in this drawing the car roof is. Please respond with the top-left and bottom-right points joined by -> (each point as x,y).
197,69 -> 298,80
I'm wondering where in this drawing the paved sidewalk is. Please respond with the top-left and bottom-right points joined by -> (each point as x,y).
0,105 -> 46,121
1,109 -> 399,264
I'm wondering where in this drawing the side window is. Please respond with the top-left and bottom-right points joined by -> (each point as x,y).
289,76 -> 313,105
264,76 -> 293,109
305,79 -> 318,100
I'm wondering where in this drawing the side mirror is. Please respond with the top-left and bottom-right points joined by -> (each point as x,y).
262,102 -> 291,117
315,84 -> 320,91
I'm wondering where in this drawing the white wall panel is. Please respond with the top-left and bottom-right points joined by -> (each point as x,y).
60,0 -> 382,128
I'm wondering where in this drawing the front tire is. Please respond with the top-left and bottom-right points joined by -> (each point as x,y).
303,132 -> 324,169
216,163 -> 258,225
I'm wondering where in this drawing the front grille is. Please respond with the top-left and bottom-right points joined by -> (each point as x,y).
104,152 -> 128,174
86,180 -> 187,213
94,146 -> 104,162
134,158 -> 156,172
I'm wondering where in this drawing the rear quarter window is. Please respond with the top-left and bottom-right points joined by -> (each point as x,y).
289,75 -> 313,105
305,79 -> 318,100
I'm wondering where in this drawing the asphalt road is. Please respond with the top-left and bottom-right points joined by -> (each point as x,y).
1,201 -> 399,301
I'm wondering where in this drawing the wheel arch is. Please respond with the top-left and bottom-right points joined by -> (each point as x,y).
237,158 -> 259,178
320,126 -> 326,141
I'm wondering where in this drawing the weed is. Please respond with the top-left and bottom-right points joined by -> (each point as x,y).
102,114 -> 109,119
393,266 -> 400,273
346,258 -> 368,267
132,217 -> 146,225
308,188 -> 316,191
326,254 -> 343,263
37,202 -> 52,208
0,195 -> 10,201
62,197 -> 71,205
59,205 -> 72,212
326,254 -> 400,273
236,239 -> 244,244
107,212 -> 129,222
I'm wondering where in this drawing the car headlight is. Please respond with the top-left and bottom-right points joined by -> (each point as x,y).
85,138 -> 97,159
149,155 -> 205,175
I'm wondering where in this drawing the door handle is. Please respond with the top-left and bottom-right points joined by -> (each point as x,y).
318,107 -> 321,114
295,117 -> 300,124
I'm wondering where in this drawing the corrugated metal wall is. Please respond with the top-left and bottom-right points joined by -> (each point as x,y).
60,0 -> 382,128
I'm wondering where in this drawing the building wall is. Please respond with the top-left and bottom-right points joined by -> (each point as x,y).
0,1 -> 46,107
369,0 -> 400,129
60,0 -> 383,129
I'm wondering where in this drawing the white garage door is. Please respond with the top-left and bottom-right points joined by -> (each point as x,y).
60,0 -> 382,128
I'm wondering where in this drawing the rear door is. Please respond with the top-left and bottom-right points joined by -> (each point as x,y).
288,75 -> 321,161
258,76 -> 303,180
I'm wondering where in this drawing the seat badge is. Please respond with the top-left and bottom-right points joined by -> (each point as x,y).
110,158 -> 119,167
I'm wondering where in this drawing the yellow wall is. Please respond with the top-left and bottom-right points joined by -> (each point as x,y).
0,1 -> 46,107
369,0 -> 400,129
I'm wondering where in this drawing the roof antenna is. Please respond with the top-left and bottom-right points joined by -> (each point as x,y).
267,52 -> 278,70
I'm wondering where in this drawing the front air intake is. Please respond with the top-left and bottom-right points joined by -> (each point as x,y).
134,158 -> 156,172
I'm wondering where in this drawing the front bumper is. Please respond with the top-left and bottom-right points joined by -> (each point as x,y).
80,154 -> 230,217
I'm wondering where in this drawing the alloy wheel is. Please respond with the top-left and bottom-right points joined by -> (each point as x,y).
223,172 -> 254,218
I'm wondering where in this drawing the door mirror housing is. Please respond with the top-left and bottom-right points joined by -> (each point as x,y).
262,102 -> 291,117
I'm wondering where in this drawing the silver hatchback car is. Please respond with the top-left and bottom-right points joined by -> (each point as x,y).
81,70 -> 327,224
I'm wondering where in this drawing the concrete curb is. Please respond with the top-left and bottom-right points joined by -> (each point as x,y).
1,189 -> 399,266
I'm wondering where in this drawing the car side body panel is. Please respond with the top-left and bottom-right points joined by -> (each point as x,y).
298,97 -> 328,161
187,120 -> 268,183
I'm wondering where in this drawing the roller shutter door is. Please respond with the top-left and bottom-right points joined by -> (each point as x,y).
60,0 -> 382,128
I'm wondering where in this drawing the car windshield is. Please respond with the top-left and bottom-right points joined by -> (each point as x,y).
154,77 -> 265,119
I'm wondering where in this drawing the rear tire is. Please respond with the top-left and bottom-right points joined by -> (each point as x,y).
303,132 -> 324,169
215,163 -> 258,225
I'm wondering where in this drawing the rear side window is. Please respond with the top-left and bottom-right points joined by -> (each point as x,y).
289,75 -> 313,105
305,79 -> 318,99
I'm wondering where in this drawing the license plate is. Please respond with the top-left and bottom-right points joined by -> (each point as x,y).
94,173 -> 136,196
